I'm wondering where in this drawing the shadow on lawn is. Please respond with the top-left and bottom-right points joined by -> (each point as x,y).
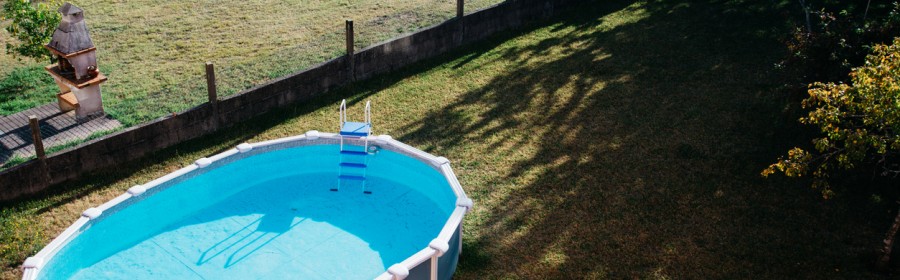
1,0 -> 895,278
398,0 -> 891,278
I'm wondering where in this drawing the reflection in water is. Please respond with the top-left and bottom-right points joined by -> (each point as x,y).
41,171 -> 451,280
198,216 -> 308,268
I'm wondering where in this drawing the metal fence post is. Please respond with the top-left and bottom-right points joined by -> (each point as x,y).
457,0 -> 464,18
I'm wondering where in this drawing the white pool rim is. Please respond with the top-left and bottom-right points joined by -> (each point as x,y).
21,132 -> 472,280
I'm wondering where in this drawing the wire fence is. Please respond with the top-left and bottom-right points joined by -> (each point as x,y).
130,0 -> 504,124
0,104 -> 121,167
1,0 -> 505,168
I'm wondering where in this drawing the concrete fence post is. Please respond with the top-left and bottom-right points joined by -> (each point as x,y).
346,19 -> 356,81
206,62 -> 219,130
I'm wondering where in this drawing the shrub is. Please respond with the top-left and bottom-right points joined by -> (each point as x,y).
0,211 -> 43,270
764,37 -> 900,198
1,0 -> 61,62
765,36 -> 900,270
780,1 -> 900,86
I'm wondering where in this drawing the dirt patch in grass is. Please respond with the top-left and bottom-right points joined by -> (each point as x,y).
0,0 -> 896,279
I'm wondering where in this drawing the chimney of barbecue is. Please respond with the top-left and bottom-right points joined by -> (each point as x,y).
44,2 -> 107,120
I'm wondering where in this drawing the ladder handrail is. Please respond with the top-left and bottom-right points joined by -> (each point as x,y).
364,101 -> 371,126
335,99 -> 373,194
339,99 -> 347,128
339,99 -> 346,151
364,101 -> 371,153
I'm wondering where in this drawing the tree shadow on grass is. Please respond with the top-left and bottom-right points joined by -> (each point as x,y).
398,0 -> 890,278
0,0 -> 893,278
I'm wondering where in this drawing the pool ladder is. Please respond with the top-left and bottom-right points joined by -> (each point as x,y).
333,99 -> 372,194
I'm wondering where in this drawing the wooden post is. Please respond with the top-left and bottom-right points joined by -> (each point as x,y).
29,115 -> 52,187
28,116 -> 46,160
205,62 -> 219,129
346,19 -> 355,80
455,0 -> 465,46
346,19 -> 354,56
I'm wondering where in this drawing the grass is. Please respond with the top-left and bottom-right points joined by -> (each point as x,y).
0,66 -> 58,115
0,0 -> 502,168
0,128 -> 122,172
0,0 -> 897,279
0,0 -> 502,125
0,156 -> 29,171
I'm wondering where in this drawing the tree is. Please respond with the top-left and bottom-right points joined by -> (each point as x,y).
780,1 -> 900,86
1,0 -> 61,62
763,37 -> 900,269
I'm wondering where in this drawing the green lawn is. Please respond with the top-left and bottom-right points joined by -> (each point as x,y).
0,0 -> 502,123
0,0 -> 895,279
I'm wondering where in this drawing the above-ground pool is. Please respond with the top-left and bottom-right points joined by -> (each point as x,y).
22,132 -> 472,280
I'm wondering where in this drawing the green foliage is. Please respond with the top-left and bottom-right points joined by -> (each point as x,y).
781,1 -> 900,85
1,0 -> 60,62
0,211 -> 43,270
0,156 -> 31,171
764,38 -> 900,198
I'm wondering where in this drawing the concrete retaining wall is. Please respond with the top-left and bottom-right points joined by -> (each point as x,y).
0,0 -> 572,201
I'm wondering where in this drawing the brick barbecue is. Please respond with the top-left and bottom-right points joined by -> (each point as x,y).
44,2 -> 107,121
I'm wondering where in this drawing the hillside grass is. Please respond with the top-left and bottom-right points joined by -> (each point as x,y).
0,0 -> 502,167
0,0 -> 502,124
0,0 -> 896,279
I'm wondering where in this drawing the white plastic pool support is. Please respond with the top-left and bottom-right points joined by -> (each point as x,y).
388,264 -> 410,280
22,257 -> 42,269
429,239 -> 449,280
81,208 -> 102,220
434,157 -> 450,166
376,134 -> 392,144
126,185 -> 146,196
195,157 -> 212,168
431,256 -> 439,280
236,143 -> 253,153
456,197 -> 474,212
305,130 -> 320,140
428,239 -> 449,257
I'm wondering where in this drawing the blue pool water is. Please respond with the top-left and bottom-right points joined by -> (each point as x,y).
37,145 -> 457,279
